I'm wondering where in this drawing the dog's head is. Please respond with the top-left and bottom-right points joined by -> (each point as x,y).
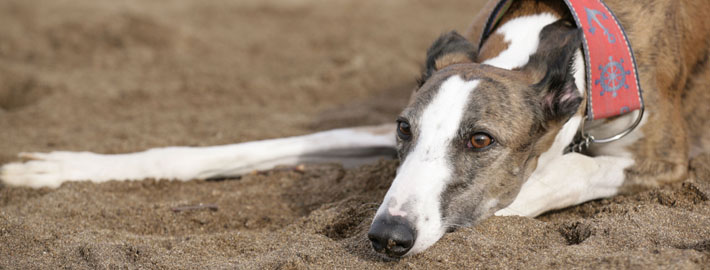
368,23 -> 583,257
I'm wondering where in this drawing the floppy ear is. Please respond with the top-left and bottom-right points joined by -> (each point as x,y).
522,20 -> 584,122
418,31 -> 476,87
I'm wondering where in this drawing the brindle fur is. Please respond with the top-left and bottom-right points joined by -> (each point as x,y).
601,0 -> 710,191
408,0 -> 710,226
469,0 -> 707,187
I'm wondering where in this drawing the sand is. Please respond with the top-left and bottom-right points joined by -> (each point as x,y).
1,0 -> 709,269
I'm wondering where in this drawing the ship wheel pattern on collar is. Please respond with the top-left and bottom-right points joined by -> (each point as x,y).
595,56 -> 630,98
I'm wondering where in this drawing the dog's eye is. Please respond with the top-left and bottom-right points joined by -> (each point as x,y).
468,133 -> 494,150
397,120 -> 412,140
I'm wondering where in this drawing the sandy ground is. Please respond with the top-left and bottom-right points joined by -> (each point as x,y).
1,0 -> 709,269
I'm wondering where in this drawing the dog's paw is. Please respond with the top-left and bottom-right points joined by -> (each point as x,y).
1,160 -> 65,188
1,151 -> 104,188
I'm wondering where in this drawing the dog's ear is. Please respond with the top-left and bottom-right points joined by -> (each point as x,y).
418,31 -> 476,87
521,20 -> 583,122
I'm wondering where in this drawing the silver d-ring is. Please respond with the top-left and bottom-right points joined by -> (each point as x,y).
583,105 -> 645,145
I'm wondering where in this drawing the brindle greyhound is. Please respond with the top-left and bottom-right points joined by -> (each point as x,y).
2,0 -> 709,258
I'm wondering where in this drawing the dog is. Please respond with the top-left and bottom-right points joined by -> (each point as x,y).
2,0 -> 710,258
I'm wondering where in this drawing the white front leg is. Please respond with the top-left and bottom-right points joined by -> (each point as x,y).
1,124 -> 396,188
496,153 -> 634,217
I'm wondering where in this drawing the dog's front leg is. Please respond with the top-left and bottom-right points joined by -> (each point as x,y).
495,153 -> 634,217
1,124 -> 396,188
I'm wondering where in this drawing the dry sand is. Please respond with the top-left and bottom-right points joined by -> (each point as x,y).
1,0 -> 709,269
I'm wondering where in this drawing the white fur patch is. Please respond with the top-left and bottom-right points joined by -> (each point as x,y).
496,151 -> 634,217
572,49 -> 586,95
483,13 -> 560,69
376,76 -> 479,255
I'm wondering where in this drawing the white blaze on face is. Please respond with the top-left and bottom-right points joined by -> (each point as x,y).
376,76 -> 479,255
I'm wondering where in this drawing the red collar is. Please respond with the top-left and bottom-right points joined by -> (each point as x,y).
480,0 -> 644,150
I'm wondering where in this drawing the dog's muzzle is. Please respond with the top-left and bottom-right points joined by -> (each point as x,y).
367,214 -> 416,257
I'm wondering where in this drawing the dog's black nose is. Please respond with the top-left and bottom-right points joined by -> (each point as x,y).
368,215 -> 416,257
